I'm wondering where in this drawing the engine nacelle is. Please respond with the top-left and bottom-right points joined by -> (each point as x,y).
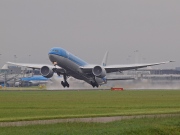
92,66 -> 106,78
95,77 -> 107,85
40,66 -> 54,78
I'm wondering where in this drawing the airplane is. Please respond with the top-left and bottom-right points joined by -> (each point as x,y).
15,75 -> 49,87
7,47 -> 174,88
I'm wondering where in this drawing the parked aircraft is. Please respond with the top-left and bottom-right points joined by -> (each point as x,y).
15,75 -> 49,87
8,47 -> 174,88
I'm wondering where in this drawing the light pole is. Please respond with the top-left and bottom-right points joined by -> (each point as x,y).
14,55 -> 17,62
127,55 -> 131,64
29,55 -> 31,63
134,50 -> 139,63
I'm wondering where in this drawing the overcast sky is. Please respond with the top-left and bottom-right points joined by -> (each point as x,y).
0,0 -> 180,69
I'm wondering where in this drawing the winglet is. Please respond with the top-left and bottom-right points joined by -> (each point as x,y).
101,51 -> 108,67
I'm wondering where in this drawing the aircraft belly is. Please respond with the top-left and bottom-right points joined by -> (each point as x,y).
54,55 -> 87,80
50,55 -> 93,85
66,60 -> 90,81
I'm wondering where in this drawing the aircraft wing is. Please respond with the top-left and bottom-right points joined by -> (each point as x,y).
81,61 -> 174,73
7,62 -> 56,69
104,61 -> 174,73
106,77 -> 135,80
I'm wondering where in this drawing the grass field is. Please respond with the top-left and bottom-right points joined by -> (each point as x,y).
0,86 -> 46,90
0,116 -> 180,135
0,90 -> 179,122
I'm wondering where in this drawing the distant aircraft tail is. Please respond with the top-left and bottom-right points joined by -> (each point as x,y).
101,51 -> 108,67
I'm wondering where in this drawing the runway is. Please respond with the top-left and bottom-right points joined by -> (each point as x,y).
0,113 -> 179,127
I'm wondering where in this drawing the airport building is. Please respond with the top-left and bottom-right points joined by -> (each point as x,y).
0,65 -> 40,87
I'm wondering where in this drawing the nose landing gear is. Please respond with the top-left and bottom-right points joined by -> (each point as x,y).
61,74 -> 70,88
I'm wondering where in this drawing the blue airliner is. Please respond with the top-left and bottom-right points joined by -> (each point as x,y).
19,75 -> 49,86
8,47 -> 173,88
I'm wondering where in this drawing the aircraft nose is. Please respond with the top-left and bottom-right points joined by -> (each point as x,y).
49,54 -> 58,66
48,54 -> 55,62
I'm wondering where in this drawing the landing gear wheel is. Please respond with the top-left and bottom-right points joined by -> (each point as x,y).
65,81 -> 69,88
61,81 -> 65,87
60,73 -> 70,88
91,81 -> 99,88
61,81 -> 70,88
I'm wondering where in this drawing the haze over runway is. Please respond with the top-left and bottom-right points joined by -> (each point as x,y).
0,0 -> 180,68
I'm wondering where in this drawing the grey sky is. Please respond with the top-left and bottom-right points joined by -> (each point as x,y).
0,0 -> 180,68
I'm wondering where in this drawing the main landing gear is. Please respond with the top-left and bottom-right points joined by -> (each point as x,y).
91,81 -> 99,88
61,81 -> 69,88
61,74 -> 70,88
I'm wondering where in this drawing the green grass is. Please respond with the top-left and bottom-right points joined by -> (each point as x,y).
0,86 -> 46,90
0,116 -> 180,135
0,90 -> 180,121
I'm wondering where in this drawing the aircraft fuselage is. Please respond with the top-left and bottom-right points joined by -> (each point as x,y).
48,48 -> 105,87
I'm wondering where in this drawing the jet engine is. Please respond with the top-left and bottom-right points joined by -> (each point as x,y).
95,77 -> 107,85
92,66 -> 106,78
40,66 -> 54,78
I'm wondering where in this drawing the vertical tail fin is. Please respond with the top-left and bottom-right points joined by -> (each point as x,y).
101,51 -> 108,67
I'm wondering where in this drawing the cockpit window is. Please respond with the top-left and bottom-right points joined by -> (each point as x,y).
53,49 -> 59,52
